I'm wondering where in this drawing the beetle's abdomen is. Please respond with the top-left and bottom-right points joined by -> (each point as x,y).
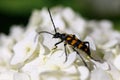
65,35 -> 90,55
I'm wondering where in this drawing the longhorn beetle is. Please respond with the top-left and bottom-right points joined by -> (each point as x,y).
36,8 -> 99,69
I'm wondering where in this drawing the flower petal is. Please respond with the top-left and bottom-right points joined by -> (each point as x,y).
90,69 -> 112,80
10,31 -> 39,65
64,52 -> 77,67
0,70 -> 15,80
114,55 -> 120,70
78,66 -> 89,80
14,72 -> 30,80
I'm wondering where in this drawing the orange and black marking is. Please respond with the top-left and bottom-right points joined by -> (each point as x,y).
65,34 -> 90,56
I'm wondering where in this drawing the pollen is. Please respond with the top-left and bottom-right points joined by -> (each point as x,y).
25,47 -> 31,53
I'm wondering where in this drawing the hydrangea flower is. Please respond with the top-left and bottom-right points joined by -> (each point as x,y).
0,7 -> 120,80
10,31 -> 39,66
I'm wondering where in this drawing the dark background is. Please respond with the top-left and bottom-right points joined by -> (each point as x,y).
0,0 -> 120,34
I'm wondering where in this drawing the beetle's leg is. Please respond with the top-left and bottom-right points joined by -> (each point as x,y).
53,40 -> 63,50
73,48 -> 90,70
84,41 -> 100,62
64,43 -> 68,62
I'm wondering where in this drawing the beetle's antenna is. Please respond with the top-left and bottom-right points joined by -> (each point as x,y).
34,31 -> 54,42
48,8 -> 57,33
38,31 -> 54,35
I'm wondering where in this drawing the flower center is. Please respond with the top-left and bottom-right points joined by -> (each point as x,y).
26,47 -> 31,53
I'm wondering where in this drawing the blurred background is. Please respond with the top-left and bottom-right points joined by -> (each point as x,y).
0,0 -> 120,34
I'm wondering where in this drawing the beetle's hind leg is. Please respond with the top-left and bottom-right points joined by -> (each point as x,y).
84,41 -> 100,62
73,48 -> 90,70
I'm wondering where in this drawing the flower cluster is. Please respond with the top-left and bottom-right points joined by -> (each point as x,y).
0,7 -> 120,80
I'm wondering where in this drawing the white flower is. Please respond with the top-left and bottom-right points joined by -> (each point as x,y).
0,33 -> 14,49
0,34 -> 13,67
43,50 -> 76,69
0,69 -> 16,80
78,66 -> 89,80
14,72 -> 30,80
90,69 -> 112,80
61,7 -> 86,35
107,63 -> 120,80
10,25 -> 25,42
1,7 -> 120,80
27,10 -> 42,27
10,31 -> 39,65
113,46 -> 120,71
114,55 -> 120,70
0,47 -> 13,66
21,50 -> 78,80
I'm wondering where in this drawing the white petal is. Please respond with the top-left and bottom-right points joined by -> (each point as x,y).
54,14 -> 65,30
114,55 -> 120,70
63,65 -> 77,74
78,66 -> 89,80
40,71 -> 78,80
64,52 -> 77,67
39,43 -> 50,55
40,8 -> 54,31
90,69 -> 112,80
22,57 -> 41,80
103,39 -> 118,49
0,33 -> 14,48
0,71 -> 15,80
42,33 -> 57,50
107,63 -> 120,80
10,31 -> 38,65
27,10 -> 41,26
69,17 -> 86,34
99,20 -> 113,30
14,72 -> 30,80
0,47 -> 13,67
48,50 -> 65,64
10,25 -> 24,41
22,57 -> 41,73
91,60 -> 110,70
62,7 -> 75,22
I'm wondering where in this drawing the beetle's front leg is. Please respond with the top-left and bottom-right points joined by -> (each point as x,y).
53,40 -> 63,50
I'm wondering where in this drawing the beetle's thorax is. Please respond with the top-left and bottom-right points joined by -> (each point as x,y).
53,32 -> 67,40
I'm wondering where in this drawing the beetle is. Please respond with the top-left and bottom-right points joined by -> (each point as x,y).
36,8 -> 99,69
